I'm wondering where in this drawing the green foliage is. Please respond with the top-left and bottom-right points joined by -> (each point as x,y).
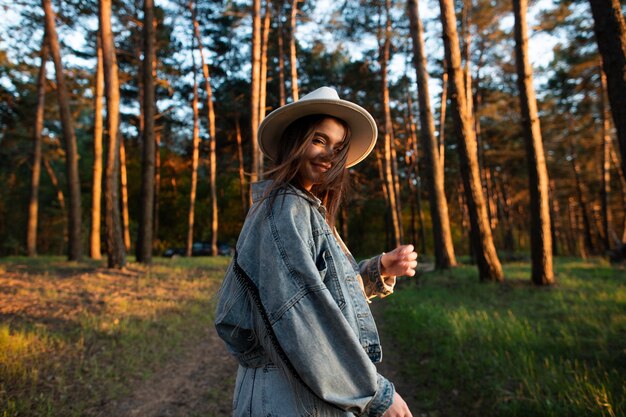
382,258 -> 625,417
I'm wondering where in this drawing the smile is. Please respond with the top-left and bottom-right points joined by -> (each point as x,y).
313,162 -> 331,171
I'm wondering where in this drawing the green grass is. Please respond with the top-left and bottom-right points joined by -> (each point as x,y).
0,256 -> 230,417
382,258 -> 625,417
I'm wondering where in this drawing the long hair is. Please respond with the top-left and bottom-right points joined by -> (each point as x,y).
263,114 -> 351,229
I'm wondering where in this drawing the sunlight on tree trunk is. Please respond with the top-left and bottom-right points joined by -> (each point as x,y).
186,32 -> 200,258
513,0 -> 554,285
192,2 -> 219,256
289,0 -> 299,101
90,33 -> 104,260
251,0 -> 261,189
438,0 -> 503,281
380,0 -> 402,248
99,0 -> 126,269
408,0 -> 457,268
42,0 -> 83,261
120,137 -> 131,252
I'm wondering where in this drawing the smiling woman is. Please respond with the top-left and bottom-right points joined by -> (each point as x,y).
214,86 -> 418,417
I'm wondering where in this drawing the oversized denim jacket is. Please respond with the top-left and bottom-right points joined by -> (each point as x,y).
215,181 -> 395,416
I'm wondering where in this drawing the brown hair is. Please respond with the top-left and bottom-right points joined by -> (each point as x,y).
263,114 -> 351,229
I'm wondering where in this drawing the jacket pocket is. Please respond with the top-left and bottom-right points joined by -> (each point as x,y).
317,250 -> 346,311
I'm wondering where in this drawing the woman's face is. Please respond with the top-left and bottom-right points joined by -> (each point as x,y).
297,117 -> 347,191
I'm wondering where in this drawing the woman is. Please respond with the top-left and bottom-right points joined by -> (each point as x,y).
215,87 -> 416,417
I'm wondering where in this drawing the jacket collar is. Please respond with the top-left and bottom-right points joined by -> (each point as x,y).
251,180 -> 324,213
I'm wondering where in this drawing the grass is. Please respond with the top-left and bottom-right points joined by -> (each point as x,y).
0,255 -> 230,417
382,258 -> 625,417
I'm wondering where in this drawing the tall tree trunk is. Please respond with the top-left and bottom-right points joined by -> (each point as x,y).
588,0 -> 626,181
258,0 -> 271,175
277,0 -> 286,107
289,0 -> 299,101
119,136 -> 131,252
600,65 -> 613,250
438,0 -> 503,281
235,118 -> 248,216
408,0 -> 457,268
136,0 -> 156,263
609,142 -> 626,242
381,0 -> 401,247
154,129 -> 161,243
548,180 -> 560,256
439,58 -> 448,166
42,0 -> 83,261
186,35 -> 200,258
192,2 -> 219,256
99,0 -> 126,268
90,33 -> 104,260
251,0 -> 261,186
27,34 -> 48,257
513,0 -> 554,285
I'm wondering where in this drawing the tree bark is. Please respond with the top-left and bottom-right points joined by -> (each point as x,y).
513,0 -> 554,285
438,0 -> 503,281
599,65 -> 614,250
90,33 -> 104,260
136,0 -> 156,263
235,117 -> 248,216
381,0 -> 402,247
277,0 -> 286,107
119,136 -> 131,252
192,2 -> 219,256
186,32 -> 200,258
42,0 -> 83,261
588,0 -> 626,181
251,0 -> 261,186
408,0 -> 457,268
27,34 -> 49,257
289,0 -> 299,101
154,129 -> 161,242
99,0 -> 126,268
439,58 -> 448,166
258,0 -> 271,175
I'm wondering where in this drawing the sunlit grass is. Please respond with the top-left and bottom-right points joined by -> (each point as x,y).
383,258 -> 625,417
0,255 -> 231,417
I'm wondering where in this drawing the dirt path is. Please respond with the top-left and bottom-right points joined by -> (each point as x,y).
97,324 -> 237,417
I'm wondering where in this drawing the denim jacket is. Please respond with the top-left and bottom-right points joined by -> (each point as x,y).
215,181 -> 396,416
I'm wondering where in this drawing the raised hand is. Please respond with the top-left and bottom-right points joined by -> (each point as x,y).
380,244 -> 418,277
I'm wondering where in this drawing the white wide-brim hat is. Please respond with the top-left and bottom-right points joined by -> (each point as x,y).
258,86 -> 378,168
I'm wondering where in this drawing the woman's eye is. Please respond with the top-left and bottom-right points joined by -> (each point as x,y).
313,137 -> 325,145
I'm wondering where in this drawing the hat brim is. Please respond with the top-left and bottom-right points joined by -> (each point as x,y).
258,98 -> 378,168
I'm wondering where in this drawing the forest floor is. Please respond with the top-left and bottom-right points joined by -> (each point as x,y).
0,256 -> 431,417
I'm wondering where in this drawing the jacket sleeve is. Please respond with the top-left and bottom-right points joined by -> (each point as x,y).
359,255 -> 396,300
237,197 -> 395,416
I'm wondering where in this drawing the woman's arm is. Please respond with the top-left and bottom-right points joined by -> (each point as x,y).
359,245 -> 417,299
